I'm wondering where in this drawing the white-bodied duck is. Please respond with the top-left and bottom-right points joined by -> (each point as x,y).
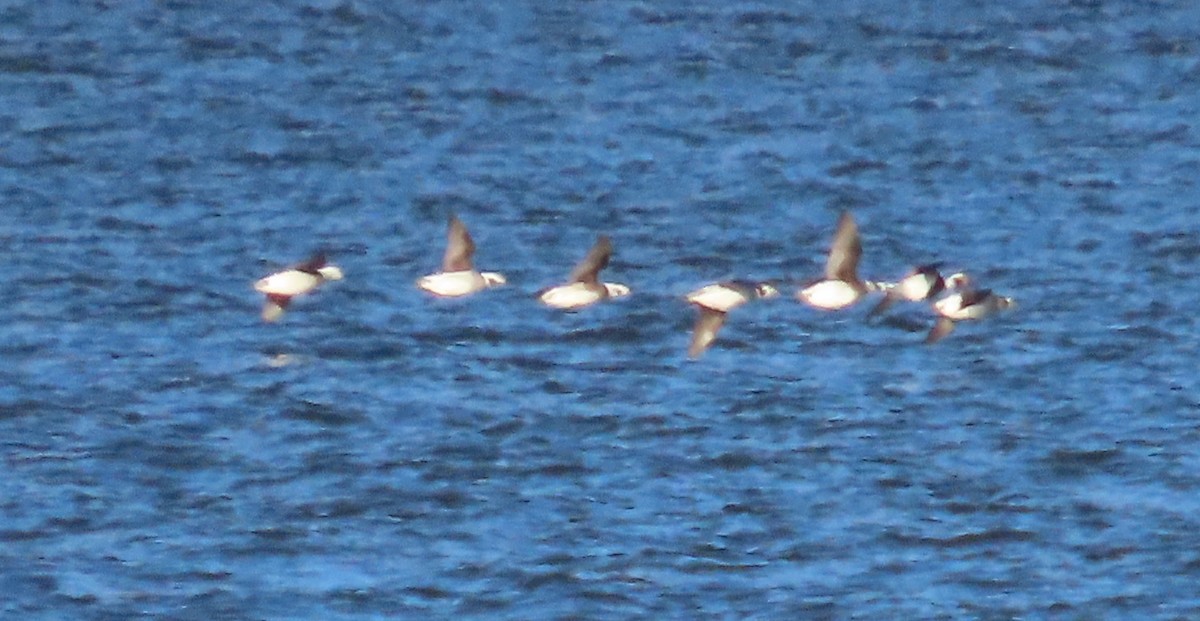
538,235 -> 630,309
869,264 -> 969,318
417,215 -> 506,297
685,281 -> 778,358
925,287 -> 1015,344
255,253 -> 344,322
796,211 -> 882,311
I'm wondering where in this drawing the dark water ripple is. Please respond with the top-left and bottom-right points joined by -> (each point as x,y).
3,0 -> 1200,619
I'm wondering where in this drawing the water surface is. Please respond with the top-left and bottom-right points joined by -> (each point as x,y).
2,1 -> 1200,619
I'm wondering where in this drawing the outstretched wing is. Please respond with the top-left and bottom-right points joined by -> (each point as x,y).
295,253 -> 328,274
959,288 -> 992,308
688,308 -> 727,358
442,215 -> 476,272
825,211 -> 862,282
262,294 -> 292,322
925,317 -> 956,344
568,235 -> 612,284
867,291 -> 898,319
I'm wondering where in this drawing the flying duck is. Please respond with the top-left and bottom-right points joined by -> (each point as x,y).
685,281 -> 778,358
255,253 -> 344,322
925,288 -> 1015,344
416,215 -> 506,297
796,211 -> 881,310
868,265 -> 969,318
538,235 -> 630,309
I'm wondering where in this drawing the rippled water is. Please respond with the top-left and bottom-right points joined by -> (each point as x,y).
3,1 -> 1200,619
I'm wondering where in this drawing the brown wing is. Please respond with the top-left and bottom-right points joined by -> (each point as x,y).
442,215 -> 476,272
262,294 -> 291,323
959,288 -> 993,308
825,211 -> 862,282
867,290 -> 898,319
296,253 -> 327,274
688,308 -> 727,358
925,317 -> 956,344
568,235 -> 612,284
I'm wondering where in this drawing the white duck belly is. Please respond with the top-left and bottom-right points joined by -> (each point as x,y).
255,270 -> 321,297
686,284 -> 749,312
798,279 -> 862,310
418,270 -> 486,297
894,273 -> 935,301
539,282 -> 604,309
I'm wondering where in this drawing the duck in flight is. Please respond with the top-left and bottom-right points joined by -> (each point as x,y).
796,211 -> 881,311
416,215 -> 506,297
685,281 -> 778,358
538,235 -> 630,310
925,287 -> 1015,344
255,253 -> 344,322
868,264 -> 969,318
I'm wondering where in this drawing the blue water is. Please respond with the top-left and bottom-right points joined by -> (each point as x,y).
3,1 -> 1200,618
